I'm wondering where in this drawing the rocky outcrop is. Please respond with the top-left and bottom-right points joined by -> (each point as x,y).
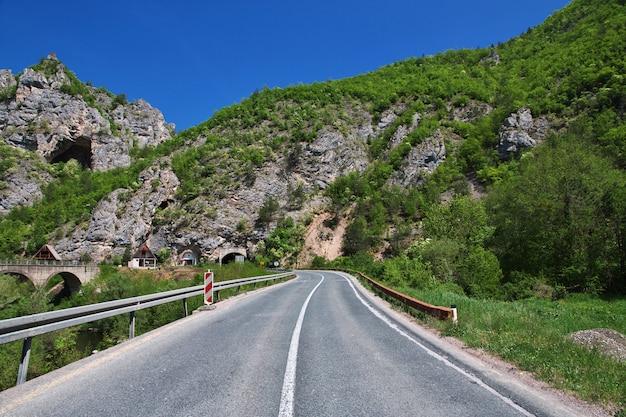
299,128 -> 370,190
388,113 -> 421,150
452,101 -> 493,123
55,161 -> 180,261
497,107 -> 550,159
388,130 -> 446,188
0,154 -> 52,214
112,99 -> 174,149
0,55 -> 174,172
0,70 -> 16,90
150,123 -> 371,263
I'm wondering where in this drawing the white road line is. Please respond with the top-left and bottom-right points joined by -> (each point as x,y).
278,274 -> 324,417
340,273 -> 536,417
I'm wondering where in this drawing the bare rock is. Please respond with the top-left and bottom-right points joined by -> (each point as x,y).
0,154 -> 52,214
300,128 -> 369,189
0,56 -> 173,172
55,162 -> 180,261
388,130 -> 446,187
112,98 -> 175,149
452,101 -> 493,123
496,107 -> 553,160
0,70 -> 16,89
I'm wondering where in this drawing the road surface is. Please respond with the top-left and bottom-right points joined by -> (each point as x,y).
0,270 -> 590,416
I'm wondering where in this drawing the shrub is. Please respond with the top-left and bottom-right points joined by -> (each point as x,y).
456,246 -> 502,299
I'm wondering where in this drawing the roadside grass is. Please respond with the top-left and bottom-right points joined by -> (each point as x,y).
393,287 -> 626,410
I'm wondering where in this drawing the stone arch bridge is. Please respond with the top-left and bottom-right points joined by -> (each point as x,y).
0,260 -> 99,291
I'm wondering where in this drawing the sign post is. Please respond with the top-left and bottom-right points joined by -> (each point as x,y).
204,270 -> 214,305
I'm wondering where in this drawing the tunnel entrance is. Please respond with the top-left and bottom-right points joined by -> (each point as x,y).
51,138 -> 92,169
221,252 -> 246,264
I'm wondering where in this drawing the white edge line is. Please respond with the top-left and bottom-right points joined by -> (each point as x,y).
339,272 -> 536,417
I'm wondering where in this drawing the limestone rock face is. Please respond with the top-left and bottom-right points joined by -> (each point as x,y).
0,70 -> 16,89
388,130 -> 446,188
299,128 -> 370,190
0,155 -> 52,214
497,107 -> 541,159
112,99 -> 174,149
452,101 -> 493,123
55,162 -> 180,261
0,56 -> 173,172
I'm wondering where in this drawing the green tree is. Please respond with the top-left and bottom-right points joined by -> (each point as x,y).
257,196 -> 280,226
343,216 -> 370,256
456,246 -> 503,298
487,136 -> 626,293
423,195 -> 493,246
262,216 -> 304,264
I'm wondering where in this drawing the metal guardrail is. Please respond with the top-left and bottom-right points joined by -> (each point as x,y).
349,270 -> 453,321
0,271 -> 294,385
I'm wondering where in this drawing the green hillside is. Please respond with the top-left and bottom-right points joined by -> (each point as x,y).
163,0 -> 625,297
1,0 -> 626,407
1,0 -> 625,299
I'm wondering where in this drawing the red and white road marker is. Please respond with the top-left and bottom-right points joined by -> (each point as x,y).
204,270 -> 214,305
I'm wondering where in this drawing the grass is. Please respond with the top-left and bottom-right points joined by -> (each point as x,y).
389,287 -> 626,411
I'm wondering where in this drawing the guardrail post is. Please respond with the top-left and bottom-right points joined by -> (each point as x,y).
129,311 -> 135,339
182,298 -> 188,317
16,337 -> 32,385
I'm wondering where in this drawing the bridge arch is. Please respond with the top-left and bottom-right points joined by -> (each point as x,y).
45,271 -> 83,294
0,270 -> 35,288
0,261 -> 99,290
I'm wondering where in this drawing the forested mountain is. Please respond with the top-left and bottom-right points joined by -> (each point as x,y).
0,0 -> 624,299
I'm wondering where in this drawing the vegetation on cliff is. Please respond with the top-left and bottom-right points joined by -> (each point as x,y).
1,0 -> 625,298
0,0 -> 625,409
0,0 -> 624,299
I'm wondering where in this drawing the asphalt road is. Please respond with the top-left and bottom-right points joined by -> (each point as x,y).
0,271 -> 589,416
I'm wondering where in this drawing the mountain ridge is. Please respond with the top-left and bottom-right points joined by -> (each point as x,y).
0,0 -> 624,296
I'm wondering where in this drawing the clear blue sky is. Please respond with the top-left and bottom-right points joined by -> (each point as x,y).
1,1 -> 571,132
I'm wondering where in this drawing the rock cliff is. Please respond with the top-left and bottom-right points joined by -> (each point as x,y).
497,107 -> 551,159
0,55 -> 174,173
0,57 -> 554,265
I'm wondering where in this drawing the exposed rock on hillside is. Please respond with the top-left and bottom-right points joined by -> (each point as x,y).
55,161 -> 180,261
113,99 -> 174,149
0,56 -> 558,266
299,128 -> 370,189
0,155 -> 52,214
388,131 -> 446,188
497,107 -> 551,159
0,70 -> 16,90
147,121 -> 371,264
0,55 -> 174,172
452,101 -> 493,123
